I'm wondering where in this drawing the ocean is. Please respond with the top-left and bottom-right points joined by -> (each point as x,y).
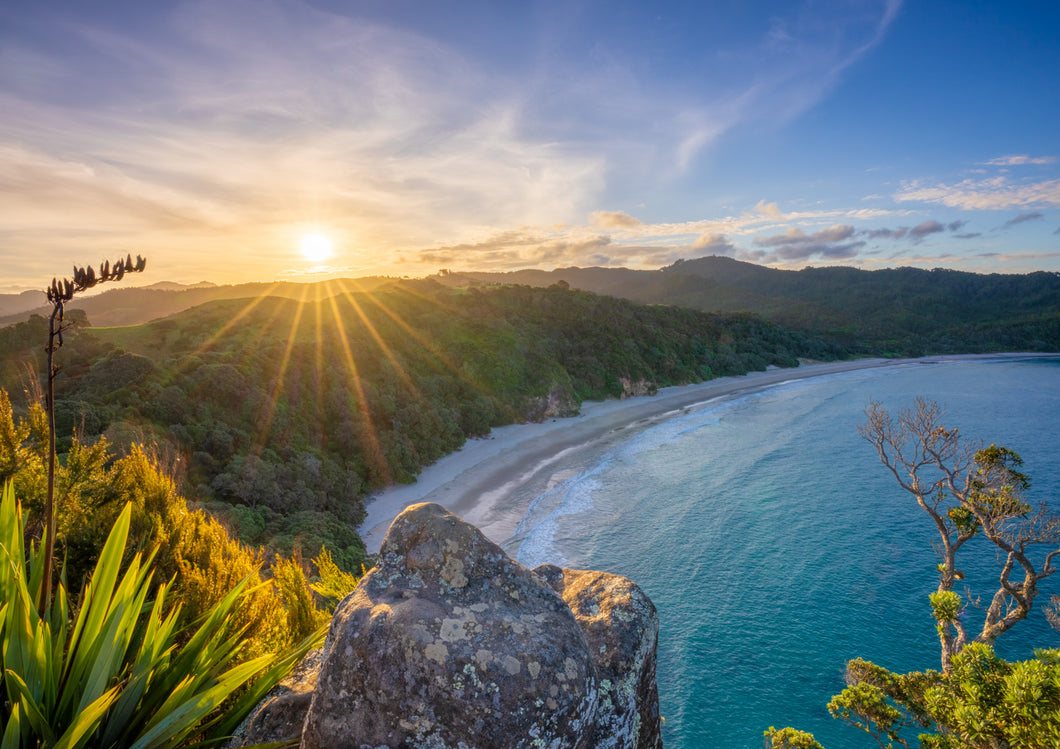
511,356 -> 1060,749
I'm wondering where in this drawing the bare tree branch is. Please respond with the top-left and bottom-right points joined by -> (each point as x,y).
861,399 -> 1058,673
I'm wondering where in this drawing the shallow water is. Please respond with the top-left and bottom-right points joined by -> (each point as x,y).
512,357 -> 1060,748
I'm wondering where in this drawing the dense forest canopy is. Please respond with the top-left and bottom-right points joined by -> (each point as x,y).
0,279 -> 837,566
432,257 -> 1060,356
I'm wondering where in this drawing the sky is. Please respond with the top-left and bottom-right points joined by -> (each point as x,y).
2,0 -> 1059,291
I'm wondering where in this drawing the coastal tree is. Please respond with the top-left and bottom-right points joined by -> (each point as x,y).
860,398 -> 1060,673
767,399 -> 1060,748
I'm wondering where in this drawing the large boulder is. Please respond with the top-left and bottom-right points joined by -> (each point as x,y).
535,565 -> 663,749
301,502 -> 599,749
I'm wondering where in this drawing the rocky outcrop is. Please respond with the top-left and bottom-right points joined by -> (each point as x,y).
534,565 -> 662,749
225,649 -> 322,747
233,502 -> 662,748
301,502 -> 599,749
618,377 -> 657,398
526,382 -> 581,421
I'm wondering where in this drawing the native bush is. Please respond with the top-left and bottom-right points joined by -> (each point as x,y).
0,480 -> 320,748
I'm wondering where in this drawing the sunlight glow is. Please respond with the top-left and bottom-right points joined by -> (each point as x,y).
300,233 -> 334,263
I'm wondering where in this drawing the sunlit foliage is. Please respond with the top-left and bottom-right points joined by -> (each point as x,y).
0,480 -> 318,748
0,397 -> 354,659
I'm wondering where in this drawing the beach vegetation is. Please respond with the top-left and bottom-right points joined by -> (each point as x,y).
860,399 -> 1060,674
0,395 -> 354,659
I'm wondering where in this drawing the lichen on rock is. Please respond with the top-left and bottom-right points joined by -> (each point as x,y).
301,502 -> 599,749
535,565 -> 663,749
236,502 -> 663,748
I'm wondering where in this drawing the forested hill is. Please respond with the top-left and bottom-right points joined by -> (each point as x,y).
0,280 -> 838,568
431,257 -> 1060,355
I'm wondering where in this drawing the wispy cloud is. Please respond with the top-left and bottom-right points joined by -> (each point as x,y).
692,233 -> 738,256
865,227 -> 908,239
750,224 -> 863,260
1002,211 -> 1044,229
895,177 -> 1060,210
663,0 -> 904,170
0,0 -> 610,285
982,155 -> 1057,166
413,231 -> 616,270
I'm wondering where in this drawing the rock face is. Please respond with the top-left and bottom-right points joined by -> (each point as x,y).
534,565 -> 663,749
526,382 -> 581,421
225,649 -> 322,748
301,503 -> 600,749
237,502 -> 663,748
618,377 -> 657,399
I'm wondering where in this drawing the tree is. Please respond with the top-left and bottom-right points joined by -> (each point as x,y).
860,398 -> 1060,674
40,254 -> 146,612
766,400 -> 1060,748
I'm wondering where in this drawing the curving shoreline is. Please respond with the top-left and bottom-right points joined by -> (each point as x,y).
358,353 -> 1053,554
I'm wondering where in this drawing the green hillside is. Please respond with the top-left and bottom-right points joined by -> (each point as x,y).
0,279 -> 837,565
432,258 -> 1060,355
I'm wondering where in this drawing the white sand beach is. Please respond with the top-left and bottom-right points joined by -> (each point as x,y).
357,354 -> 1048,554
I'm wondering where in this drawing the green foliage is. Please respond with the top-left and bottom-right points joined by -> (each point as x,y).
0,390 -> 27,484
928,591 -> 964,632
764,726 -> 825,749
811,647 -> 1060,749
920,643 -> 1060,749
773,404 -> 1060,747
0,400 -> 337,662
0,480 -> 320,748
269,554 -> 329,640
310,548 -> 362,610
970,443 -> 1032,517
435,258 -> 1060,355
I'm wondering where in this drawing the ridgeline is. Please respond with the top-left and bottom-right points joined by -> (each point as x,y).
431,256 -> 1060,356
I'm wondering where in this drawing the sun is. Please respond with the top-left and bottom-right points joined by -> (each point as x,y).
300,233 -> 334,263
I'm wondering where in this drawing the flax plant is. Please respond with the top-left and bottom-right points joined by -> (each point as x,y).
0,480 -> 321,748
41,255 -> 146,613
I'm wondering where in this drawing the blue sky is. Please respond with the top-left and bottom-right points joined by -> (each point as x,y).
1,0 -> 1058,290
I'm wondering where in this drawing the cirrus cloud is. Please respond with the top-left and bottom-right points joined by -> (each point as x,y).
982,155 -> 1057,166
895,177 -> 1060,210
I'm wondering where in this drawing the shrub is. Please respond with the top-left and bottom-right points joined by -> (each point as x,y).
0,480 -> 320,748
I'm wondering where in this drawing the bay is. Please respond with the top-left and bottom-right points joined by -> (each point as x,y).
513,356 -> 1060,749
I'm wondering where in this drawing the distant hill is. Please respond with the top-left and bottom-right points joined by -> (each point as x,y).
430,258 -> 1060,356
140,281 -> 218,291
0,276 -> 396,328
0,289 -> 46,317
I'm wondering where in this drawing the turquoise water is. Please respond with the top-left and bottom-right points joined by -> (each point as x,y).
514,357 -> 1060,748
